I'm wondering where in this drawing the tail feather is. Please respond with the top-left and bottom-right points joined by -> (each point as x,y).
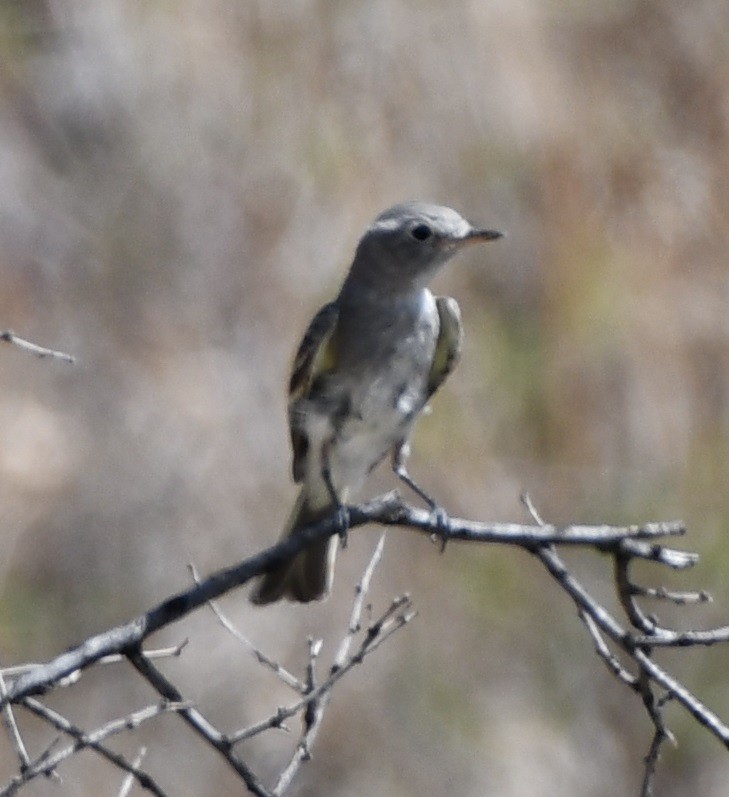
250,490 -> 338,605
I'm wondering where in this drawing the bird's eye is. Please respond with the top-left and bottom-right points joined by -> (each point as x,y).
410,224 -> 432,241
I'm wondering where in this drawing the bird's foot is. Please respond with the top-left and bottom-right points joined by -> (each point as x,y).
428,505 -> 450,553
335,504 -> 350,548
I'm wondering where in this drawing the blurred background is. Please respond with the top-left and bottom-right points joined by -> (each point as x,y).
1,0 -> 729,794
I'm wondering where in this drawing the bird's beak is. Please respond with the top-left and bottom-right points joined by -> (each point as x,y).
463,227 -> 504,244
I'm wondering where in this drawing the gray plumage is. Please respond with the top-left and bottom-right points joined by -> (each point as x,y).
250,202 -> 502,604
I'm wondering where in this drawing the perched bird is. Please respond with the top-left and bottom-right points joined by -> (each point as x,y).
250,202 -> 502,604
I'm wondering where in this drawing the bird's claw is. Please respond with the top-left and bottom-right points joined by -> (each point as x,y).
428,505 -> 450,553
335,504 -> 350,548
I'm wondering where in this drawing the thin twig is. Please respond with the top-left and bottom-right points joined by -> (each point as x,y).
340,533 -> 387,647
578,610 -> 638,689
631,626 -> 729,647
126,649 -> 272,797
0,666 -> 30,773
531,530 -> 729,748
188,563 -> 304,694
630,585 -> 711,605
229,536 -> 396,747
640,692 -> 676,797
636,666 -> 676,797
271,534 -> 396,796
0,330 -> 75,364
305,637 -> 323,699
521,492 -> 729,765
118,747 -> 148,797
520,492 -> 544,525
1,699 -> 176,797
1,641 -> 187,680
615,553 -> 657,634
23,735 -> 62,781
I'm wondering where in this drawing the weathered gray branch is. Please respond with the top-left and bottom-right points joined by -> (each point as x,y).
1,490 -> 727,797
0,491 -> 690,707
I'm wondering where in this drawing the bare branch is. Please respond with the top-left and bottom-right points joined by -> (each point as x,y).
1,493 -> 727,796
126,649 -> 272,797
520,489 -> 729,779
271,534 -> 400,796
1,699 -> 177,796
533,537 -> 729,749
630,648 -> 729,747
0,493 -> 692,709
0,642 -> 186,681
229,535 -> 396,747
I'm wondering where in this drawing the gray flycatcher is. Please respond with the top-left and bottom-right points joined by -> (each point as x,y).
250,202 -> 502,604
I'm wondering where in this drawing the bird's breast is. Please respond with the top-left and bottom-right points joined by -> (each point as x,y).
337,290 -> 438,419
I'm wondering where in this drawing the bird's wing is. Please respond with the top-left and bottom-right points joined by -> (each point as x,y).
288,301 -> 340,482
427,296 -> 463,400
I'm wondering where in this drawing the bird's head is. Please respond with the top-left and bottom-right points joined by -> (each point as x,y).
348,201 -> 503,293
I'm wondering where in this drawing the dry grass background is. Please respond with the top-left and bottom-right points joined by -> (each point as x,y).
2,1 -> 729,794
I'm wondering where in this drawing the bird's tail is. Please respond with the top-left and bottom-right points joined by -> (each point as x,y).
249,488 -> 340,605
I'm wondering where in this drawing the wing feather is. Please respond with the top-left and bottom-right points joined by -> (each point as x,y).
427,296 -> 463,400
288,302 -> 339,482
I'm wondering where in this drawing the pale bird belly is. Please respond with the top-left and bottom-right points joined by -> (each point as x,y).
302,376 -> 424,499
330,412 -> 409,493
